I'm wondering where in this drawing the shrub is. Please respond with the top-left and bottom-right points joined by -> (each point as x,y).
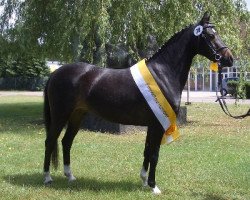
245,82 -> 250,99
0,55 -> 50,91
0,57 -> 50,78
227,80 -> 250,99
0,76 -> 49,91
227,80 -> 238,97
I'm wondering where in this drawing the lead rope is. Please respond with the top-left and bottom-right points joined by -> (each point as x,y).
216,68 -> 250,119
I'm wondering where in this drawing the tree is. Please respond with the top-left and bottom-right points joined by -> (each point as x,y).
1,0 -> 249,65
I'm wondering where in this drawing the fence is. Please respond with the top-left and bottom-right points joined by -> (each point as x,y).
186,66 -> 250,91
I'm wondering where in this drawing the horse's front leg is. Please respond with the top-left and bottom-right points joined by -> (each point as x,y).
141,124 -> 163,195
140,132 -> 150,187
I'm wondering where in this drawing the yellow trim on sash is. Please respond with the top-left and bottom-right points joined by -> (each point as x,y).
137,59 -> 180,144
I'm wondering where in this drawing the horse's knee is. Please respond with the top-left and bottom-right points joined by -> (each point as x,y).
144,143 -> 150,156
45,138 -> 50,147
150,154 -> 159,164
149,151 -> 159,164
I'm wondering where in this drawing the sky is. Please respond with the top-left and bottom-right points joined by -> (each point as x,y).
246,0 -> 250,10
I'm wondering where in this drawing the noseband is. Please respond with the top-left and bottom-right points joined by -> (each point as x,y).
201,24 -> 228,63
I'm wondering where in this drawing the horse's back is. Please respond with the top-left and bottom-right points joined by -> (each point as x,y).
47,62 -> 131,110
50,62 -> 93,83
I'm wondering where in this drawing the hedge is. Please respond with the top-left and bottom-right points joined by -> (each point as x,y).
245,82 -> 250,99
0,77 -> 49,91
227,80 -> 250,99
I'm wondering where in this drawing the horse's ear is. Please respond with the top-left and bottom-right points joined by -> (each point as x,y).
200,11 -> 210,25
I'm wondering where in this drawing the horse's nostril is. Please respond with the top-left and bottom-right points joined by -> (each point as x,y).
229,56 -> 234,65
230,56 -> 234,63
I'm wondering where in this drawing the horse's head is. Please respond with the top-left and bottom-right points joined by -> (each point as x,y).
195,12 -> 234,67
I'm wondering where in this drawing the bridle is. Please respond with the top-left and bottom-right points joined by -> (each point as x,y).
201,23 -> 229,65
198,24 -> 250,119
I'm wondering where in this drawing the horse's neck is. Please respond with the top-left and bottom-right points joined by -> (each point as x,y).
146,27 -> 196,113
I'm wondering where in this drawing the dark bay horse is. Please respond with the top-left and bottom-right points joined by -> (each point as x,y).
43,12 -> 233,194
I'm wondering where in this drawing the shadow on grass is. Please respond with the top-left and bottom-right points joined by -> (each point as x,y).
186,120 -> 230,127
192,191 -> 232,200
204,194 -> 228,200
0,102 -> 44,132
0,101 -> 42,114
3,173 -> 141,192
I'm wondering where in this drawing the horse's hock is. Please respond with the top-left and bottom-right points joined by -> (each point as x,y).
81,106 -> 187,134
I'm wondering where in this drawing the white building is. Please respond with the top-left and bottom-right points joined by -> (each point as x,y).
46,61 -> 62,72
187,65 -> 250,91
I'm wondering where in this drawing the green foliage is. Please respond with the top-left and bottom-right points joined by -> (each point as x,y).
244,81 -> 250,98
236,80 -> 245,99
1,0 -> 249,64
0,55 -> 50,78
0,15 -> 50,79
0,77 -> 48,91
227,80 -> 250,99
0,33 -> 50,90
227,80 -> 240,97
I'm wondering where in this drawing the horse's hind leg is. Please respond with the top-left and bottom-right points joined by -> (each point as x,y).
62,109 -> 85,182
44,118 -> 66,184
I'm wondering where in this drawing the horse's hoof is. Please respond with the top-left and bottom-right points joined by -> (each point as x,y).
152,186 -> 161,195
64,173 -> 76,182
140,175 -> 148,187
140,167 -> 148,187
44,179 -> 53,185
44,173 -> 53,185
68,175 -> 76,182
142,181 -> 148,187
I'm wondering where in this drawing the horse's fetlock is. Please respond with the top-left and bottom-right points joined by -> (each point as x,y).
148,179 -> 156,188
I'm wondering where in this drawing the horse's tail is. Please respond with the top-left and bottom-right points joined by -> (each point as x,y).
44,78 -> 59,170
44,79 -> 51,140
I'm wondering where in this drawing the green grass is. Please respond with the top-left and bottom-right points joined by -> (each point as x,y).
0,95 -> 249,200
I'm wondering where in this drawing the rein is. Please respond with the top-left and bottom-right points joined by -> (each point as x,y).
216,67 -> 250,119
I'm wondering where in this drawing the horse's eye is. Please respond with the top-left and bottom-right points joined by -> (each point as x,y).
208,34 -> 215,40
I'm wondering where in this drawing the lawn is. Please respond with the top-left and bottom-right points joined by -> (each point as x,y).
0,95 -> 249,200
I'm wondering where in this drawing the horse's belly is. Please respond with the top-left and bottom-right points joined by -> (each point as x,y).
86,93 -> 154,126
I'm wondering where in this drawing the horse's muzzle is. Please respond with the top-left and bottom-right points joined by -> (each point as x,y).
220,49 -> 234,67
220,55 -> 234,67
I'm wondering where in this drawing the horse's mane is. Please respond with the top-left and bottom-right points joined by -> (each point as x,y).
147,24 -> 193,61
